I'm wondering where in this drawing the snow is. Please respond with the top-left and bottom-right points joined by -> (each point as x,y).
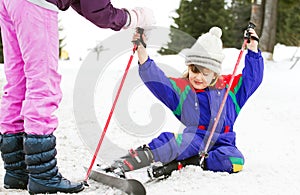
1,2 -> 300,194
1,44 -> 300,195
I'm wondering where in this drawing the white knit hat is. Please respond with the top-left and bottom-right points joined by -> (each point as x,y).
181,27 -> 225,75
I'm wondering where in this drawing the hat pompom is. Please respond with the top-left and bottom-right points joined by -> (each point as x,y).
209,27 -> 222,38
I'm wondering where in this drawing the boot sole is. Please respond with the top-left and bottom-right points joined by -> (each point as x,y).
28,183 -> 84,194
4,184 -> 27,190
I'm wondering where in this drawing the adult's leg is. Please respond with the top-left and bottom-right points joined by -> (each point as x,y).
0,0 -> 28,189
3,1 -> 83,193
12,0 -> 62,135
0,0 -> 26,134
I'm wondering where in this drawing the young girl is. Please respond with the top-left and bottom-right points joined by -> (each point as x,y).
109,26 -> 264,176
0,0 -> 155,194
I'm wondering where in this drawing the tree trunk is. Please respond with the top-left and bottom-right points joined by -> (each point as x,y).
259,0 -> 278,52
250,0 -> 264,36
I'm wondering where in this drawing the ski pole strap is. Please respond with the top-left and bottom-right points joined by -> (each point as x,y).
250,35 -> 259,43
132,27 -> 147,48
244,35 -> 259,43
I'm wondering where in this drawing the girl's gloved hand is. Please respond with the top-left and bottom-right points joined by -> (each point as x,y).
132,30 -> 148,65
245,28 -> 259,53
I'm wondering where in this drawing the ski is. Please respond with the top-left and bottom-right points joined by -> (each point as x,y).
85,167 -> 146,195
85,155 -> 200,194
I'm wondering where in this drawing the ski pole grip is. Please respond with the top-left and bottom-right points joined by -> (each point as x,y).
245,22 -> 256,43
136,27 -> 144,35
132,27 -> 147,48
247,22 -> 256,30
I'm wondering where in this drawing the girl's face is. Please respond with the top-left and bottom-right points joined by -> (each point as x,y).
188,65 -> 216,90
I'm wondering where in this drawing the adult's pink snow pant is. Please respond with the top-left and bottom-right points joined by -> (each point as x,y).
0,0 -> 62,135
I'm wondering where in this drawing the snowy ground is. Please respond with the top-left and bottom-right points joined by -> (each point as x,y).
2,1 -> 300,194
0,44 -> 300,195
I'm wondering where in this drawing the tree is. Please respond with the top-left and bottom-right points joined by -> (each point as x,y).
227,0 -> 252,48
251,0 -> 300,52
159,0 -> 232,55
277,0 -> 300,46
162,0 -> 300,55
250,0 -> 264,36
259,0 -> 278,52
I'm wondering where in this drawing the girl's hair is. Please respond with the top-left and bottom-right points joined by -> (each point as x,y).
182,69 -> 189,79
183,65 -> 219,87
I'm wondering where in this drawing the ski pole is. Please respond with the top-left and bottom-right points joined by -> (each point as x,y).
199,22 -> 256,167
84,28 -> 145,185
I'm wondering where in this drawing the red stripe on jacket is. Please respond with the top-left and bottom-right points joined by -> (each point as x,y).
215,74 -> 242,92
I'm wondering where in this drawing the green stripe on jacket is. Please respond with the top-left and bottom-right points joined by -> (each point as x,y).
169,79 -> 192,116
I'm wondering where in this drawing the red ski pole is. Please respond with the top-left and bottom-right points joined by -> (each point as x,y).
199,22 -> 256,167
84,28 -> 145,184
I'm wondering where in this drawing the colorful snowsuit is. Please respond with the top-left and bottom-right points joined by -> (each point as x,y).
139,50 -> 264,173
0,0 -> 127,135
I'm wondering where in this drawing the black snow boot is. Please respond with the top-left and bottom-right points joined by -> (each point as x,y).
24,134 -> 84,194
109,145 -> 154,176
0,133 -> 28,189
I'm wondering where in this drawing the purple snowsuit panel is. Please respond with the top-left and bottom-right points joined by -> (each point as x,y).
46,0 -> 127,30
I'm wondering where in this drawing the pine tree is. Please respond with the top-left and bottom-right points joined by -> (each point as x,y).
159,0 -> 235,55
277,0 -> 300,46
227,0 -> 252,48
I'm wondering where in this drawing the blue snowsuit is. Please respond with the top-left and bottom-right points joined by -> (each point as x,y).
139,50 -> 264,173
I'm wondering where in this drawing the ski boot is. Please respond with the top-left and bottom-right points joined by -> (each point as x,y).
105,145 -> 154,178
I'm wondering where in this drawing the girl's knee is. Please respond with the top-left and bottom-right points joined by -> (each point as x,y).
148,132 -> 178,163
206,147 -> 244,173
